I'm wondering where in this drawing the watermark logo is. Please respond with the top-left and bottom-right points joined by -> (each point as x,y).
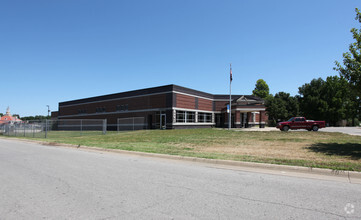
344,203 -> 355,215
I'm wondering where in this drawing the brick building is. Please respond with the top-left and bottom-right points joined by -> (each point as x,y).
55,84 -> 267,129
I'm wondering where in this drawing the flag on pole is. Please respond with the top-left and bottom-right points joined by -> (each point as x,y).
230,63 -> 233,82
229,63 -> 232,130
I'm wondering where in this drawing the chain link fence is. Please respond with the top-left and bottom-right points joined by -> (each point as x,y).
0,119 -> 107,138
117,117 -> 147,131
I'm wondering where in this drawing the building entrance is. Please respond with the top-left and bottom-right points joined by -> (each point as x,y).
160,114 -> 166,129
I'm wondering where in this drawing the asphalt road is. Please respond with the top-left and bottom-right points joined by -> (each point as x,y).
321,127 -> 361,136
0,138 -> 360,220
240,126 -> 361,136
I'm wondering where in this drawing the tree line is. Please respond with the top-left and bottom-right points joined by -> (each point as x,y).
21,115 -> 51,121
253,8 -> 361,127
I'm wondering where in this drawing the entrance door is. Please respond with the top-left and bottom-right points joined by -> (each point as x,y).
215,114 -> 222,127
231,114 -> 235,128
241,113 -> 248,128
160,114 -> 166,129
148,115 -> 153,129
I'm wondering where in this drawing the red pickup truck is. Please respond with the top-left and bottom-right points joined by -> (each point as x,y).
276,117 -> 326,132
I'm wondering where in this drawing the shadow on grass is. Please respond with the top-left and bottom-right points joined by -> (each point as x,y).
308,143 -> 361,160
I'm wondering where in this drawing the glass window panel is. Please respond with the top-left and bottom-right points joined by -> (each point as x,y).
186,112 -> 195,123
205,113 -> 212,122
176,111 -> 185,123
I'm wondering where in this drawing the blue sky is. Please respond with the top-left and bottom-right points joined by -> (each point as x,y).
0,0 -> 360,117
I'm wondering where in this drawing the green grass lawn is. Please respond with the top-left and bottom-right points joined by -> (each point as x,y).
5,128 -> 361,171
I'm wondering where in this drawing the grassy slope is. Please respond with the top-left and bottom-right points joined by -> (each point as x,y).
11,129 -> 361,171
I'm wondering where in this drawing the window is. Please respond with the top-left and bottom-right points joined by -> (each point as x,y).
187,112 -> 195,123
295,117 -> 305,122
78,109 -> 87,114
176,111 -> 185,123
176,111 -> 211,123
205,113 -> 212,123
176,111 -> 197,123
96,107 -> 106,113
116,104 -> 128,112
198,112 -> 212,123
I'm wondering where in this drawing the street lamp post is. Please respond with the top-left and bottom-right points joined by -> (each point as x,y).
46,105 -> 50,117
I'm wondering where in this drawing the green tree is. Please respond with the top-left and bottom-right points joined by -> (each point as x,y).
298,78 -> 326,120
266,92 -> 299,126
298,76 -> 355,125
322,76 -> 352,125
21,115 -> 50,121
335,8 -> 361,98
252,79 -> 270,99
346,89 -> 361,126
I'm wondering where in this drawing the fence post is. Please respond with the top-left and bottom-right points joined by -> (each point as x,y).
103,119 -> 107,135
80,119 -> 83,136
24,123 -> 26,137
45,120 -> 48,138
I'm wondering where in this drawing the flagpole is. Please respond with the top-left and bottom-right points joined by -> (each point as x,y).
229,63 -> 232,130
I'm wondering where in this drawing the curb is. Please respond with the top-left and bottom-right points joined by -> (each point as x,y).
2,137 -> 361,183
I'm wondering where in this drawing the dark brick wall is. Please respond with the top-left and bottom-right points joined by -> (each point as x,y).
214,100 -> 229,111
59,84 -> 174,107
59,94 -> 168,117
198,98 -> 212,111
176,94 -> 196,109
